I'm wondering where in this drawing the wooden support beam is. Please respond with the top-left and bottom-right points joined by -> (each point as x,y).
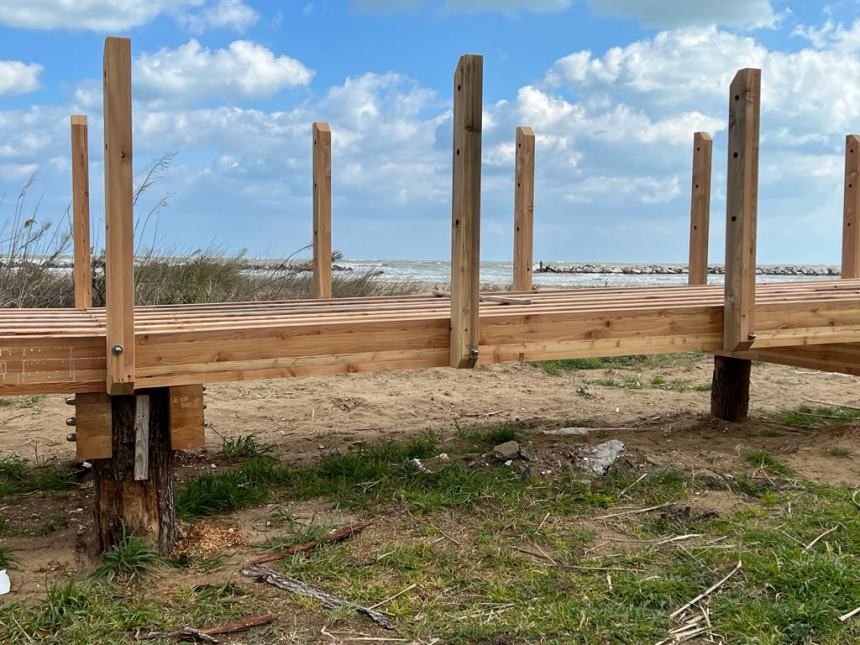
688,132 -> 712,286
312,122 -> 332,299
133,394 -> 150,481
723,68 -> 761,352
842,134 -> 860,278
93,389 -> 175,554
450,54 -> 483,368
169,384 -> 206,450
71,115 -> 92,310
103,37 -> 135,394
75,392 -> 112,460
710,355 -> 750,422
513,126 -> 535,292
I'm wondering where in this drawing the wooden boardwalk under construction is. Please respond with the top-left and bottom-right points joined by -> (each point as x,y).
2,37 -> 860,552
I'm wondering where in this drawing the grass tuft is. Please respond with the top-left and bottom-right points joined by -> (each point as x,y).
0,457 -> 75,499
774,404 -> 860,430
92,532 -> 161,582
744,449 -> 794,476
220,434 -> 272,460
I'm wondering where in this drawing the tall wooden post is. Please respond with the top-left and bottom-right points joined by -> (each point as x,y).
688,132 -> 712,286
842,134 -> 860,278
95,37 -> 176,555
312,122 -> 332,299
450,55 -> 483,368
712,68 -> 760,422
513,126 -> 535,292
103,36 -> 135,395
71,115 -> 92,309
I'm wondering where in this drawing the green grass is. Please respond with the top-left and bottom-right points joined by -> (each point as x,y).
0,457 -> 75,499
744,449 -> 795,476
220,433 -> 273,459
92,532 -> 161,583
535,353 -> 703,375
0,395 -> 43,409
0,543 -> 17,569
454,421 -> 525,449
774,404 -> 860,430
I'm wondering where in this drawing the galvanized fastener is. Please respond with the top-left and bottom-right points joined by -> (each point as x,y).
747,331 -> 757,341
65,395 -> 76,406
469,347 -> 480,359
65,417 -> 76,427
66,432 -> 77,442
111,344 -> 124,356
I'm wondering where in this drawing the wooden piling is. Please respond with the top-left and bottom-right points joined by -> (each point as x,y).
723,68 -> 760,353
513,126 -> 535,292
450,55 -> 483,368
103,37 -> 135,394
688,132 -> 712,286
842,134 -> 860,278
71,115 -> 92,309
312,122 -> 332,299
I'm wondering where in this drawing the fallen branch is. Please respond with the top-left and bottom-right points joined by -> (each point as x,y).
136,614 -> 276,643
803,525 -> 840,551
594,501 -> 675,521
670,561 -> 742,620
241,565 -> 394,630
839,605 -> 860,622
250,521 -> 371,565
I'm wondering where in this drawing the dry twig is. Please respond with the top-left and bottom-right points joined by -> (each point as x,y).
250,521 -> 370,565
670,561 -> 742,620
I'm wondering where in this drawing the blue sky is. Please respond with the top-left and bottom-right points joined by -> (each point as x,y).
1,1 -> 859,263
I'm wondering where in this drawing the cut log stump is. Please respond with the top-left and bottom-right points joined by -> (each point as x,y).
710,355 -> 751,422
92,387 -> 175,554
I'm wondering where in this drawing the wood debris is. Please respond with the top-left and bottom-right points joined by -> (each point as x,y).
136,614 -> 276,643
250,521 -> 371,565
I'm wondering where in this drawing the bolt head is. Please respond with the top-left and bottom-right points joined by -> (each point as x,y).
65,395 -> 76,406
747,332 -> 757,341
65,417 -> 76,427
66,432 -> 77,442
111,344 -> 124,356
469,347 -> 480,359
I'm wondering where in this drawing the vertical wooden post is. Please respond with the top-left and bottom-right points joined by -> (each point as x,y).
513,126 -> 535,292
688,132 -> 712,286
722,68 -> 760,353
103,36 -> 135,394
450,55 -> 483,368
312,122 -> 332,299
841,134 -> 860,278
712,68 -> 760,422
71,115 -> 92,309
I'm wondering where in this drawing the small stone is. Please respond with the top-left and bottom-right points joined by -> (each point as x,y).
492,440 -> 520,461
437,453 -> 450,461
410,458 -> 428,472
582,440 -> 625,476
519,446 -> 539,462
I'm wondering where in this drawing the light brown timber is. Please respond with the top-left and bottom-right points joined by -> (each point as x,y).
74,392 -> 112,460
513,126 -> 535,291
71,115 -> 92,310
169,384 -> 206,449
103,37 -> 135,394
842,135 -> 860,278
312,122 -> 332,299
450,54 -> 483,368
688,132 -> 712,286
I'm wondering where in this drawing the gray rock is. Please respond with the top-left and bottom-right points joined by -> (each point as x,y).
492,440 -> 521,461
519,446 -> 539,462
582,440 -> 625,476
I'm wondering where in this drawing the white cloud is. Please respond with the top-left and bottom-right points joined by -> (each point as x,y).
0,0 -> 200,31
178,0 -> 259,34
588,0 -> 777,29
0,61 -> 43,97
135,40 -> 314,106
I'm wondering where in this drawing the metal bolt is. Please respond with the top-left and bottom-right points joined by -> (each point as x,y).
65,395 -> 76,406
66,432 -> 77,442
111,344 -> 124,356
65,417 -> 76,427
469,346 -> 480,359
747,331 -> 757,341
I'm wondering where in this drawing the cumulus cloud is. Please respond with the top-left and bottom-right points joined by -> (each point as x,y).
135,40 -> 314,106
587,0 -> 777,29
355,0 -> 569,13
178,0 -> 259,33
0,0 -> 200,31
0,61 -> 43,97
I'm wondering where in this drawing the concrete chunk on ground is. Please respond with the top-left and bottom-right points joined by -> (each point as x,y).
582,439 -> 625,476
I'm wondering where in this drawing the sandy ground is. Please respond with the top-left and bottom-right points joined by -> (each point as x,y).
1,355 -> 858,600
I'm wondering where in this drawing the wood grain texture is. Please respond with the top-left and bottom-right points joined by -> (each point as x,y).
71,115 -> 92,310
103,37 -> 135,394
723,69 -> 761,352
450,55 -> 483,368
169,384 -> 205,450
75,392 -> 112,460
513,126 -> 535,292
312,122 -> 332,299
842,135 -> 860,278
688,132 -> 712,286
134,394 -> 150,481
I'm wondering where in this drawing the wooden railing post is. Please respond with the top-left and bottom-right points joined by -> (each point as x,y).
513,126 -> 535,292
688,132 -> 712,286
312,122 -> 332,299
842,134 -> 860,278
103,36 -> 135,394
450,55 -> 483,368
71,115 -> 92,309
723,68 -> 761,352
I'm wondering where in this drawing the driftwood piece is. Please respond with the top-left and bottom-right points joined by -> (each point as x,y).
432,289 -> 532,305
136,614 -> 276,642
250,521 -> 370,565
241,564 -> 394,629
